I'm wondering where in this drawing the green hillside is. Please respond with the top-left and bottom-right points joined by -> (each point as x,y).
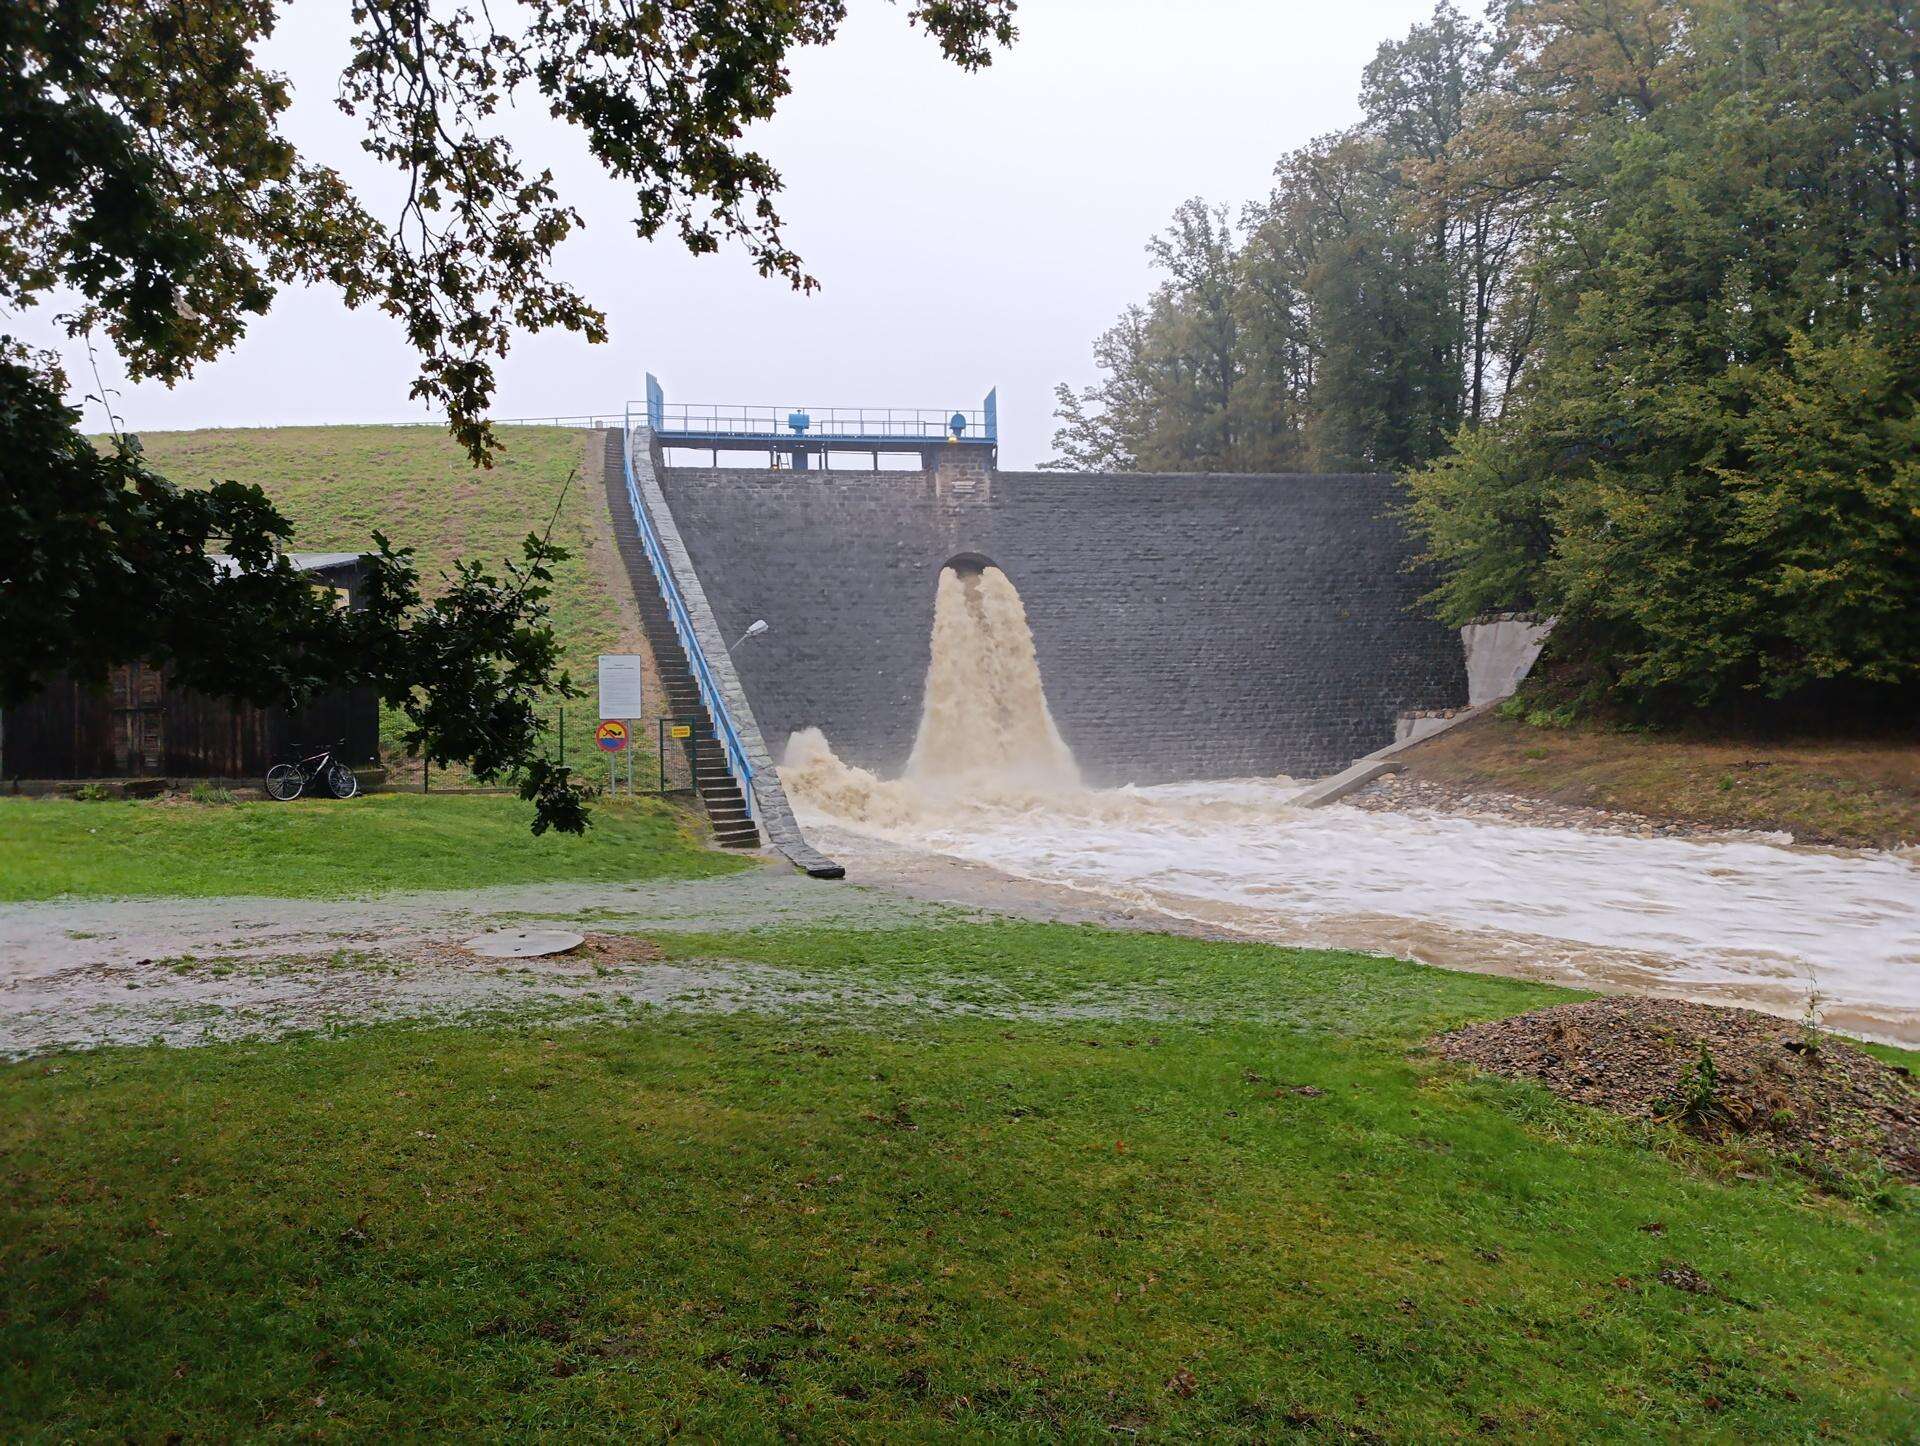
129,425 -> 640,780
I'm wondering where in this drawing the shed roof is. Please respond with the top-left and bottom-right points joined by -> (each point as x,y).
212,551 -> 365,576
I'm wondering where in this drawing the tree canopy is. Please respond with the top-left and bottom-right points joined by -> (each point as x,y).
1054,0 -> 1920,720
0,0 -> 1017,827
1050,3 -> 1523,475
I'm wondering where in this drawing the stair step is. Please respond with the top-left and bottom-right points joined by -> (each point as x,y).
600,430 -> 767,857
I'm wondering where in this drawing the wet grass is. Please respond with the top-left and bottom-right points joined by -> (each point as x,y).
1405,712 -> 1920,848
126,426 -> 640,781
2,924 -> 1914,1438
0,793 -> 745,901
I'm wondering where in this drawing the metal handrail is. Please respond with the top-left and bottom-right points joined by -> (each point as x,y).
633,401 -> 992,441
620,406 -> 759,824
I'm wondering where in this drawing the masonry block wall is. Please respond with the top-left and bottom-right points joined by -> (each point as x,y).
655,464 -> 1469,784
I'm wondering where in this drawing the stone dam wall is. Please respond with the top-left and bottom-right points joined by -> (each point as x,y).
654,461 -> 1470,785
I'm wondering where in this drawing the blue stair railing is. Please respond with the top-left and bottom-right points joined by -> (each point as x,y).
620,406 -> 759,828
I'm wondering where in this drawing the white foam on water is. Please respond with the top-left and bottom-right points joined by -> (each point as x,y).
779,564 -> 1920,1041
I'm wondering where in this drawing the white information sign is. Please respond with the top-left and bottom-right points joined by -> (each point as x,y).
598,654 -> 646,720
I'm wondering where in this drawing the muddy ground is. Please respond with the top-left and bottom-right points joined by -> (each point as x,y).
5,819 -> 1917,1057
0,869 -> 961,1056
1384,712 -> 1920,849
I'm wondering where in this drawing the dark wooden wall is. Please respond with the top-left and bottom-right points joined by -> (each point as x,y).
2,670 -> 379,781
4,555 -> 380,782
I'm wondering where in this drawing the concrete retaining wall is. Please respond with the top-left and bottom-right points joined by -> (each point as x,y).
656,464 -> 1469,784
1462,614 -> 1555,706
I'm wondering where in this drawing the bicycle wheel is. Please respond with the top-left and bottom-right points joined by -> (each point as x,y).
265,764 -> 304,801
326,762 -> 360,799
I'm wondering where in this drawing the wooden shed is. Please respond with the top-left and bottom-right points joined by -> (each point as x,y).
1,553 -> 381,785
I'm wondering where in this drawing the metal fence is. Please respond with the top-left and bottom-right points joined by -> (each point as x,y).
639,372 -> 998,446
644,402 -> 989,441
404,699 -> 639,794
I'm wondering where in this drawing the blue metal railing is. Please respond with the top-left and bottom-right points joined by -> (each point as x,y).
641,374 -> 997,445
648,403 -> 989,441
620,406 -> 759,825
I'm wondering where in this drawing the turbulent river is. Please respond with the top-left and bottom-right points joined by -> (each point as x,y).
779,563 -> 1920,1045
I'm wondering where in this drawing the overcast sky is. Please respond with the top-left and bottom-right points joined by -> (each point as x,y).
21,0 -> 1435,468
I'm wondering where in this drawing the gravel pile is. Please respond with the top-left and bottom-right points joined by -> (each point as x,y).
1432,997 -> 1918,1183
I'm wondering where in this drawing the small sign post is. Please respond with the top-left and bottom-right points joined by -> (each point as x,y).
596,719 -> 630,795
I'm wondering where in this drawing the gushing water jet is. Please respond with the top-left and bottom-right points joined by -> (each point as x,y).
780,561 -> 1079,821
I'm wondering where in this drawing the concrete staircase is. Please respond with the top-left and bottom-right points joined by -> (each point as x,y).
601,433 -> 760,849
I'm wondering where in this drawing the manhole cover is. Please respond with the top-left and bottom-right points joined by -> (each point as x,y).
463,929 -> 585,959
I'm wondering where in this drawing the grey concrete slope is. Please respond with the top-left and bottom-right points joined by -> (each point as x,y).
654,466 -> 1468,785
1289,703 -> 1493,807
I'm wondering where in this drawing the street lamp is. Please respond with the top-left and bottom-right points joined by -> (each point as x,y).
732,619 -> 769,650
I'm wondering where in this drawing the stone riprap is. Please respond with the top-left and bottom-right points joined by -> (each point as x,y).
655,460 -> 1468,784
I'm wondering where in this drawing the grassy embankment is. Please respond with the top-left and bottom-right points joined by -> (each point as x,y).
1403,709 -> 1920,848
0,793 -> 742,902
129,425 -> 640,785
3,923 -> 1915,1438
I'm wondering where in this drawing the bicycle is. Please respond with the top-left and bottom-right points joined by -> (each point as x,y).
265,740 -> 360,801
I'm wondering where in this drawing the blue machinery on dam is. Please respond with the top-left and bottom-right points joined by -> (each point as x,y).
640,372 -> 997,470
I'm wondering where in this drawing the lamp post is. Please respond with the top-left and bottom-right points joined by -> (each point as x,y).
732,619 -> 770,650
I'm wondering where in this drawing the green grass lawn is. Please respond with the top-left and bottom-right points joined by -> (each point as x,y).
0,794 -> 744,901
126,425 -> 638,779
3,924 -> 1913,1438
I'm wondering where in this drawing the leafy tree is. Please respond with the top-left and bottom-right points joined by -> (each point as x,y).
1,0 -> 1017,827
0,351 -> 588,829
1048,201 -> 1258,472
1279,128 -> 1460,471
1409,0 -> 1920,716
1056,0 -> 1918,721
1049,3 -> 1508,475
1047,307 -> 1156,472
